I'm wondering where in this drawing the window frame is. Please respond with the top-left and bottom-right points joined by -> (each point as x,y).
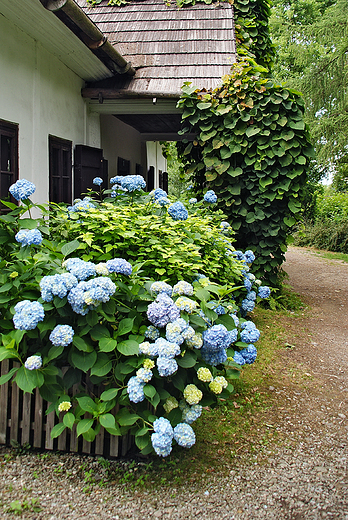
49,135 -> 72,205
0,119 -> 18,210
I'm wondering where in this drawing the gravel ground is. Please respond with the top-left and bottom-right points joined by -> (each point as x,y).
0,247 -> 347,519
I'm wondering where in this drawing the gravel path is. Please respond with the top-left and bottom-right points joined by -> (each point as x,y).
0,247 -> 347,519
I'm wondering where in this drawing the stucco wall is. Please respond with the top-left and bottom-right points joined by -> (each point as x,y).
0,14 -> 100,204
100,115 -> 146,179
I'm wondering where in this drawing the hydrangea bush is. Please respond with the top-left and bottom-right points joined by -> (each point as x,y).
0,177 -> 270,457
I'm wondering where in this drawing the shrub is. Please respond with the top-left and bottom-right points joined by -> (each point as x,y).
0,178 -> 271,457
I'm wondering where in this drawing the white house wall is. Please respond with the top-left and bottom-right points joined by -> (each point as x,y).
100,115 -> 146,179
0,13 -> 100,204
146,142 -> 167,189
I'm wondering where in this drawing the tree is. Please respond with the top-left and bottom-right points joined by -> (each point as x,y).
270,0 -> 348,171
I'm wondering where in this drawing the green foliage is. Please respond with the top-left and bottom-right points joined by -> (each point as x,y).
161,141 -> 191,199
0,183 -> 268,457
270,0 -> 348,170
48,192 -> 242,285
177,59 -> 313,284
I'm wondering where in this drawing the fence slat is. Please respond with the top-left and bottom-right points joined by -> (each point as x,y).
0,360 -> 9,444
45,407 -> 55,450
21,392 -> 31,445
10,363 -> 20,444
33,389 -> 43,448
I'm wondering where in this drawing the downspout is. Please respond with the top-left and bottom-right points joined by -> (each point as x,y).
41,0 -> 136,76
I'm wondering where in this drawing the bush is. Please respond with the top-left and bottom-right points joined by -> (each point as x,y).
0,178 -> 271,457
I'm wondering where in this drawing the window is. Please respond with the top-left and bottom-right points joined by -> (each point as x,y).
49,136 -> 72,204
0,119 -> 18,210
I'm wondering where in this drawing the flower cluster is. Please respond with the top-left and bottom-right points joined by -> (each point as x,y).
240,321 -> 260,343
168,201 -> 188,221
67,276 -> 116,315
233,344 -> 257,366
127,376 -> 146,403
110,176 -> 124,185
151,417 -> 174,457
120,175 -> 146,192
49,325 -> 75,347
24,355 -> 42,370
68,197 -> 96,213
150,281 -> 173,297
147,293 -> 180,327
40,273 -> 78,302
9,179 -> 36,201
144,325 -> 160,340
138,337 -> 180,378
105,258 -> 132,276
58,401 -> 72,412
175,296 -> 197,313
258,286 -> 271,299
13,301 -> 45,330
93,177 -> 103,186
172,281 -> 194,296
204,190 -> 217,203
15,229 -> 42,247
180,401 -> 202,424
166,318 -> 195,345
63,258 -> 96,280
183,384 -> 203,405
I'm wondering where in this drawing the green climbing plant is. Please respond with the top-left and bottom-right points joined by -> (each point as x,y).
176,59 -> 314,285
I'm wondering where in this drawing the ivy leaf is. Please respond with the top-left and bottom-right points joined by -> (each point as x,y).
246,126 -> 261,137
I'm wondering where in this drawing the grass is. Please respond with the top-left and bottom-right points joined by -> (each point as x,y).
314,250 -> 348,263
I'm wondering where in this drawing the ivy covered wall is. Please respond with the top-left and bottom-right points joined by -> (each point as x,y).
176,0 -> 314,284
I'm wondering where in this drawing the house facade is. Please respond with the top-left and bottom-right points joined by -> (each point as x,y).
0,0 -> 236,206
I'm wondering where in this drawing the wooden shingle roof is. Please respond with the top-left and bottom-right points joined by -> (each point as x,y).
76,0 -> 236,96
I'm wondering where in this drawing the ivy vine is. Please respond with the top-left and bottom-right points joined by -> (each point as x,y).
176,60 -> 314,285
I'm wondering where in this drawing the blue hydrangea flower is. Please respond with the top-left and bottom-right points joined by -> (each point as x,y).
233,351 -> 246,365
155,337 -> 181,358
186,332 -> 203,349
93,177 -> 103,186
246,291 -> 257,301
240,344 -> 257,364
227,328 -> 238,344
166,318 -> 188,344
200,345 -> 227,366
24,355 -> 42,370
244,250 -> 256,264
204,190 -> 217,203
173,423 -> 196,448
241,299 -> 255,313
152,188 -> 168,200
172,281 -> 194,296
258,286 -> 271,299
49,325 -> 75,347
244,277 -> 253,292
121,175 -> 146,192
144,325 -> 160,341
136,367 -> 153,383
127,376 -> 145,403
168,201 -> 188,221
150,281 -> 173,297
105,258 -> 132,276
213,304 -> 226,315
110,176 -> 124,185
155,197 -> 171,206
157,357 -> 178,377
233,250 -> 246,262
147,293 -> 180,328
220,221 -> 230,230
203,324 -> 233,352
63,258 -> 96,280
154,417 -> 174,438
67,277 -> 116,315
15,229 -> 42,247
181,403 -> 202,424
240,325 -> 260,343
9,179 -> 36,201
230,314 -> 240,327
68,197 -> 96,213
189,198 -> 197,204
13,300 -> 45,330
151,432 -> 172,457
175,296 -> 197,313
40,273 -> 78,302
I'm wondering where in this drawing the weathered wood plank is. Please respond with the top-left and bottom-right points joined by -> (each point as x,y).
10,363 -> 20,444
33,388 -> 43,448
45,406 -> 55,451
21,392 -> 31,445
0,360 -> 9,444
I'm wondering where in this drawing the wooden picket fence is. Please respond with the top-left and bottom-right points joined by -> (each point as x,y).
0,360 -> 132,458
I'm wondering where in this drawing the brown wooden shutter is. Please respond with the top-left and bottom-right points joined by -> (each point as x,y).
74,145 -> 107,199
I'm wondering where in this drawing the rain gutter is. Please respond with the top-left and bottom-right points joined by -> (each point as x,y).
40,0 -> 135,76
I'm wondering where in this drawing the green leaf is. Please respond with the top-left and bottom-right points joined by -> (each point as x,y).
73,336 -> 94,353
245,126 -> 261,137
71,349 -> 97,371
100,388 -> 119,401
284,216 -> 296,227
143,384 -> 156,399
15,366 -> 44,393
99,337 -> 117,352
82,428 -> 96,442
63,412 -> 75,430
61,240 -> 80,257
99,413 -> 116,430
117,339 -> 139,356
0,366 -> 19,384
90,324 -> 110,341
90,353 -> 112,377
50,423 -> 66,439
46,345 -> 64,363
118,414 -> 140,427
117,318 -> 135,337
177,351 -> 197,368
135,432 -> 150,450
227,167 -> 243,178
76,396 -> 98,414
77,418 -> 94,437
0,347 -> 19,362
197,102 -> 212,110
